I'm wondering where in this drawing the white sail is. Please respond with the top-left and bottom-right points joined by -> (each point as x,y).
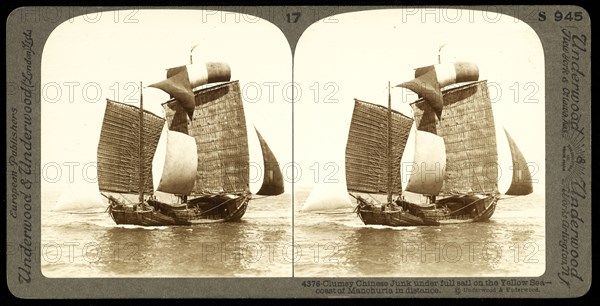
53,182 -> 105,211
301,180 -> 353,211
405,130 -> 446,196
156,130 -> 198,195
400,123 -> 416,192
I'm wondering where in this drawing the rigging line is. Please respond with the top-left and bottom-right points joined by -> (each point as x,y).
367,193 -> 382,204
213,139 -> 237,193
141,167 -> 152,196
119,193 -> 133,204
498,195 -> 520,200
447,196 -> 489,214
251,195 -> 270,200
459,136 -> 485,193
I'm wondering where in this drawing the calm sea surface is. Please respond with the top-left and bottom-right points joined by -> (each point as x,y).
42,188 -> 544,278
42,191 -> 293,277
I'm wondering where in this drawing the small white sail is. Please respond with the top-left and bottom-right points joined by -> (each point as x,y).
156,130 -> 198,195
301,181 -> 353,211
405,130 -> 446,196
53,183 -> 104,211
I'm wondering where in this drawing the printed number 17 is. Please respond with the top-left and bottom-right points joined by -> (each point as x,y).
287,12 -> 301,23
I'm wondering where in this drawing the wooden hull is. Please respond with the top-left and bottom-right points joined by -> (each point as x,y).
107,193 -> 250,226
355,194 -> 498,226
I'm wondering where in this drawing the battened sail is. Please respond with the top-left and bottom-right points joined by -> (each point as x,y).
163,81 -> 250,194
97,100 -> 164,194
411,81 -> 499,195
504,129 -> 533,195
405,130 -> 446,195
345,99 -> 413,194
255,128 -> 284,196
156,131 -> 198,195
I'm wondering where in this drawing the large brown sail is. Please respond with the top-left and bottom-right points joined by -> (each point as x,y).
411,81 -> 499,195
504,129 -> 533,195
162,81 -> 250,195
345,99 -> 413,194
97,100 -> 164,194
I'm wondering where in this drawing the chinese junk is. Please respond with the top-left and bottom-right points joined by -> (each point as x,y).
97,62 -> 283,226
350,62 -> 533,226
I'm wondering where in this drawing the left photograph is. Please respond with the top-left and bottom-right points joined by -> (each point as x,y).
41,9 -> 292,277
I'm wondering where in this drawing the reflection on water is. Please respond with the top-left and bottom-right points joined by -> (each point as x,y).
94,222 -> 292,277
41,190 -> 543,278
42,193 -> 292,277
293,192 -> 545,277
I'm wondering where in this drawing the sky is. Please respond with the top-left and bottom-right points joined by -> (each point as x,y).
41,9 -> 292,208
41,8 -> 545,210
294,9 -> 545,208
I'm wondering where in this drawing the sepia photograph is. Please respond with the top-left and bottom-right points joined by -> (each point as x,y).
293,8 -> 545,277
40,9 -> 293,277
6,5 -> 590,299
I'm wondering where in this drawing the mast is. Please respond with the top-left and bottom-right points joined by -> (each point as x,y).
438,43 -> 446,64
138,81 -> 144,205
190,43 -> 198,65
387,81 -> 392,203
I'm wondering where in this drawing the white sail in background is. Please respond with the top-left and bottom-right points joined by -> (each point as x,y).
156,130 -> 198,195
53,182 -> 105,211
405,130 -> 446,196
301,180 -> 353,211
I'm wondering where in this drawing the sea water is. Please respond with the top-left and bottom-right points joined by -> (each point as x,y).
41,188 -> 544,278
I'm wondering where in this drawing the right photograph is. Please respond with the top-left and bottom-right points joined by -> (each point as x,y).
294,8 -> 545,277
